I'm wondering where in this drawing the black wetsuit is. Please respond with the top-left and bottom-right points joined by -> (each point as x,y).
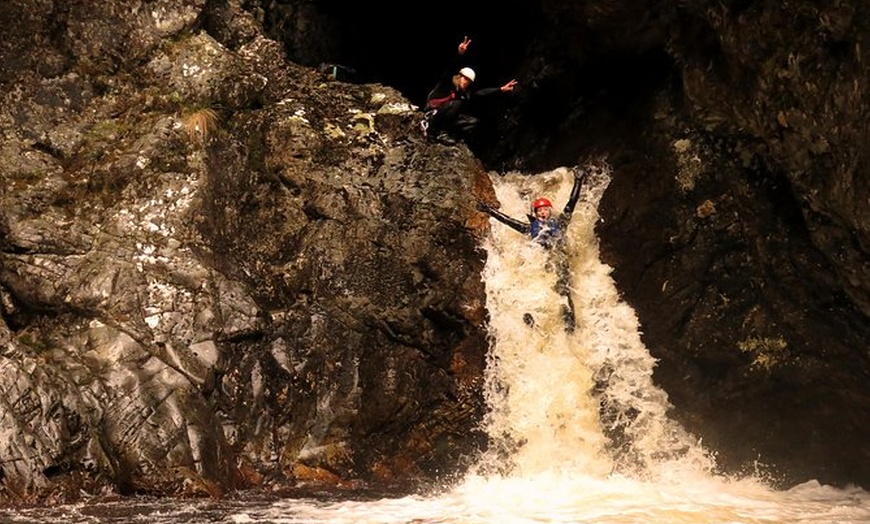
478,170 -> 586,332
424,57 -> 503,140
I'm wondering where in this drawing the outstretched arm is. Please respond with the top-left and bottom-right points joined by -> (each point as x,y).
477,201 -> 531,235
472,79 -> 519,98
561,167 -> 587,218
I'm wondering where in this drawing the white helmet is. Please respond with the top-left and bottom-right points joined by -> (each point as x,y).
458,67 -> 476,82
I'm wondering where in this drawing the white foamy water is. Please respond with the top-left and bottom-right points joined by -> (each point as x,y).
2,166 -> 868,523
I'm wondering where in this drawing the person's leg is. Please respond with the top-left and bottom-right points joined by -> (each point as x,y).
561,294 -> 577,333
554,258 -> 576,333
454,114 -> 479,134
428,100 -> 462,136
451,114 -> 479,143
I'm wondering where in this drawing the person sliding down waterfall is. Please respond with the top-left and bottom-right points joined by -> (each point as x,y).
476,167 -> 587,332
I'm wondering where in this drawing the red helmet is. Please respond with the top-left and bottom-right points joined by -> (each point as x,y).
533,197 -> 552,210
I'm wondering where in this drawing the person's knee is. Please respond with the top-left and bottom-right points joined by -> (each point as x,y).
435,100 -> 460,118
457,115 -> 478,132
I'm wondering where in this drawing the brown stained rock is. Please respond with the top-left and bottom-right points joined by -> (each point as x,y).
0,0 -> 491,505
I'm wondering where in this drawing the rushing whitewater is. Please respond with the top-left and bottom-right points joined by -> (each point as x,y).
473,165 -> 716,483
3,166 -> 868,523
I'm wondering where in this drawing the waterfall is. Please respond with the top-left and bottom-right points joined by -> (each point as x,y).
474,165 -> 716,480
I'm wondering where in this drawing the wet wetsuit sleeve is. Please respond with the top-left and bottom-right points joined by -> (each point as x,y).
560,169 -> 586,221
479,204 -> 531,235
470,87 -> 502,98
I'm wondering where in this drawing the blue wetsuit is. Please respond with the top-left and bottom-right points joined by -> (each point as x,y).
529,218 -> 562,249
477,169 -> 586,249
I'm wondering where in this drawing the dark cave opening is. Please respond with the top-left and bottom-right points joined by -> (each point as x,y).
499,46 -> 681,170
258,2 -> 681,170
320,1 -> 541,108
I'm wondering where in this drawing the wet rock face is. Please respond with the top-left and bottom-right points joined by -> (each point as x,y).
0,0 -> 868,504
0,0 -> 490,504
582,2 -> 870,489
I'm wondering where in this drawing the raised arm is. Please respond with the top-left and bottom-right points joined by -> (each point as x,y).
561,167 -> 587,218
477,201 -> 531,235
426,36 -> 473,107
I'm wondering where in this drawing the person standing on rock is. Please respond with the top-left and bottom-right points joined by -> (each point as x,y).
421,36 -> 518,144
476,167 -> 588,332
